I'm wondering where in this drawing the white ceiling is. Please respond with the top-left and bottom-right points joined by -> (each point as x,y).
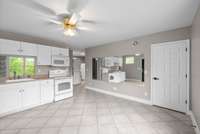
0,0 -> 199,48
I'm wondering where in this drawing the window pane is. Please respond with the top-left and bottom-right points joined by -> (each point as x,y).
25,58 -> 35,77
125,56 -> 134,64
8,57 -> 24,78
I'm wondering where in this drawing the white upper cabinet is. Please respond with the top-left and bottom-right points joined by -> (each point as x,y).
20,42 -> 37,56
0,38 -> 21,55
104,57 -> 122,67
51,47 -> 69,56
37,45 -> 51,65
0,39 -> 37,56
73,50 -> 85,56
60,48 -> 69,56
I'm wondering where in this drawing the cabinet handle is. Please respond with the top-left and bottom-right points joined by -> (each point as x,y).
153,77 -> 159,80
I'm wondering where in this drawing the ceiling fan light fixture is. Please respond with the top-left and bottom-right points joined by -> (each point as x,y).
69,13 -> 80,25
64,29 -> 76,36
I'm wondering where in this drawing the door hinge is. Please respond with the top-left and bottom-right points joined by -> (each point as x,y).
185,74 -> 187,78
185,100 -> 188,104
185,48 -> 188,52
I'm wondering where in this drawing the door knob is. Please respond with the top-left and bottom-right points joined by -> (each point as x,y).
153,77 -> 159,80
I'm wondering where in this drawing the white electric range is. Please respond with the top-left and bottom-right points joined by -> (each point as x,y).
49,70 -> 73,102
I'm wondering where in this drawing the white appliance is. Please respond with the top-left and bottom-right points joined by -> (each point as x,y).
108,71 -> 126,83
49,70 -> 73,101
80,63 -> 85,81
73,58 -> 81,85
51,55 -> 69,67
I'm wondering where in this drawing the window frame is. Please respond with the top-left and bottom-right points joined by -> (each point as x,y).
6,56 -> 36,79
125,56 -> 135,65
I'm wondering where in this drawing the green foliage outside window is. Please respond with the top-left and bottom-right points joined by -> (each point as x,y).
125,56 -> 134,64
25,58 -> 35,77
8,57 -> 35,79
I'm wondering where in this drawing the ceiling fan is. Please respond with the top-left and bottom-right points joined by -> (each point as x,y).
16,0 -> 96,36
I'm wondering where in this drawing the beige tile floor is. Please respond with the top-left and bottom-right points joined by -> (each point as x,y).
0,85 -> 195,134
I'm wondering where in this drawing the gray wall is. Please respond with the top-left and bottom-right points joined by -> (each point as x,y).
191,6 -> 200,128
85,27 -> 191,101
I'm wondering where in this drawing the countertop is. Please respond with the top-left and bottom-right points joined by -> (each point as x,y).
0,75 -> 73,85
0,78 -> 53,85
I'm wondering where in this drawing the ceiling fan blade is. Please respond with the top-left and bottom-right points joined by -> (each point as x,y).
15,0 -> 56,16
67,0 -> 89,13
80,19 -> 97,24
69,13 -> 81,25
77,26 -> 92,31
48,19 -> 63,25
64,30 -> 77,36
56,13 -> 71,21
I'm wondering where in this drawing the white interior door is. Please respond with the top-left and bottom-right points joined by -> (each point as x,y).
151,40 -> 189,113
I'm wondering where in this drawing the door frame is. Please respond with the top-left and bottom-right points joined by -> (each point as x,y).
150,39 -> 190,113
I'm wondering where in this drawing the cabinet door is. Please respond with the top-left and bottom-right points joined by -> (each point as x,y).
60,48 -> 69,56
40,79 -> 54,104
21,42 -> 37,56
51,47 -> 60,56
21,81 -> 40,108
0,84 -> 21,115
51,47 -> 69,56
37,45 -> 51,65
0,39 -> 21,55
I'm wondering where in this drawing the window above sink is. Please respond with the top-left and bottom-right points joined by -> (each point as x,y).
7,56 -> 36,80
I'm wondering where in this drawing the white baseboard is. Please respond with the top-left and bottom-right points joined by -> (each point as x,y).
188,111 -> 200,134
85,86 -> 152,105
0,102 -> 52,118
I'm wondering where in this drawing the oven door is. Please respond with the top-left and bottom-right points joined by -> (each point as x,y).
55,78 -> 72,95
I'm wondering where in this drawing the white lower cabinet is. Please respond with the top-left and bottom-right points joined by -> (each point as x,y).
0,79 -> 54,117
40,79 -> 54,104
21,81 -> 40,109
0,83 -> 21,115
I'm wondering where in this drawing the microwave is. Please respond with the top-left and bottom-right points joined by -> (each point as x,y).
51,55 -> 69,67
